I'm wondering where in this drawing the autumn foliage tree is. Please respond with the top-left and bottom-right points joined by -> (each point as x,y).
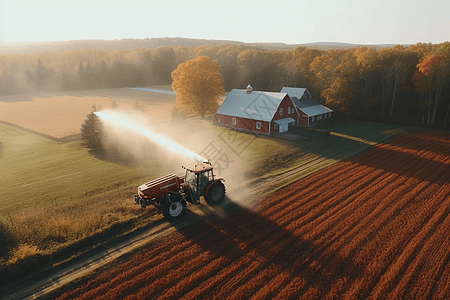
354,47 -> 379,116
171,56 -> 225,117
310,50 -> 358,112
414,42 -> 450,125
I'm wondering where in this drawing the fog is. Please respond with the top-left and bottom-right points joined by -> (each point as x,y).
96,110 -> 206,163
97,109 -> 253,208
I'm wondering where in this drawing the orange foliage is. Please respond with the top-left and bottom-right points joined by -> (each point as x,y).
171,56 -> 224,117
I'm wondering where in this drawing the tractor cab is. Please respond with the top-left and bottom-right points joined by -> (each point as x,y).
184,162 -> 216,202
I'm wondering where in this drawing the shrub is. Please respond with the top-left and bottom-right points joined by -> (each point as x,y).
0,220 -> 17,259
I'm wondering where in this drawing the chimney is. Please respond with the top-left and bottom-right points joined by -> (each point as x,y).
246,84 -> 253,94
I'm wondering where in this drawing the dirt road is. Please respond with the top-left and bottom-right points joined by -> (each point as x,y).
1,130 -> 383,300
0,157 -> 326,300
1,222 -> 175,300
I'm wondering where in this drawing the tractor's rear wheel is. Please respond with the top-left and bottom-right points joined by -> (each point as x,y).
206,181 -> 226,205
161,194 -> 184,221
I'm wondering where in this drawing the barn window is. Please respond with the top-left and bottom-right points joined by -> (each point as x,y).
279,108 -> 283,116
218,118 -> 221,123
324,114 -> 327,119
232,117 -> 236,125
288,107 -> 291,114
256,122 -> 261,129
311,116 -> 315,122
274,123 -> 278,130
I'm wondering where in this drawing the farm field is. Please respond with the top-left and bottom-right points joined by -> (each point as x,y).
0,90 -> 407,219
0,85 -> 422,292
54,131 -> 450,299
0,123 -> 156,217
0,86 -> 176,138
0,119 -> 312,219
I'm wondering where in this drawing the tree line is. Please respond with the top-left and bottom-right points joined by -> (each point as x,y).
1,42 -> 449,128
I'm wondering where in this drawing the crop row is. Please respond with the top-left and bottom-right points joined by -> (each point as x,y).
56,132 -> 450,299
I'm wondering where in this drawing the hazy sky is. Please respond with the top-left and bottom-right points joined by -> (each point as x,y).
0,0 -> 448,45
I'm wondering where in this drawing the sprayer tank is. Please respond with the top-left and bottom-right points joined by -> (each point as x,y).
138,173 -> 183,198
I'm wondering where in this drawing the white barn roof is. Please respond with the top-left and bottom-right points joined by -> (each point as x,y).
299,105 -> 333,116
280,87 -> 309,100
216,89 -> 288,122
274,117 -> 296,125
281,86 -> 333,117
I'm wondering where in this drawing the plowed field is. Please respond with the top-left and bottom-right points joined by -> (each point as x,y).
55,132 -> 450,300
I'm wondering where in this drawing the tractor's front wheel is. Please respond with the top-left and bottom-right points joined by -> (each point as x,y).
161,194 -> 184,221
205,181 -> 226,205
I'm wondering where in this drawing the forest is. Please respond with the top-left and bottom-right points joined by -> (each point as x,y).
0,42 -> 449,128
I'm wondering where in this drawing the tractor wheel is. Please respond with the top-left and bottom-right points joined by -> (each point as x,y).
206,182 -> 226,205
161,194 -> 184,221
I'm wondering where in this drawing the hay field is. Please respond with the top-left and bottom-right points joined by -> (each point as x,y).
0,86 -> 176,138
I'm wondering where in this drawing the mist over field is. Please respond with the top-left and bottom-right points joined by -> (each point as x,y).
97,109 -> 252,205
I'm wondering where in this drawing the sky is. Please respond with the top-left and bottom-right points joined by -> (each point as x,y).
0,0 -> 448,45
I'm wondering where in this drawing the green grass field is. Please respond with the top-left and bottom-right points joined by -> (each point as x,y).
295,119 -> 403,159
0,124 -> 159,218
235,119 -> 416,194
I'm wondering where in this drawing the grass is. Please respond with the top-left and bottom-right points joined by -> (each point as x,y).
5,186 -> 161,259
226,118 -> 416,195
0,185 -> 163,286
0,123 -> 166,283
0,123 -> 158,218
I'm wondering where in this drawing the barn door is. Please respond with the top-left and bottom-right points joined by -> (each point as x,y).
279,123 -> 289,133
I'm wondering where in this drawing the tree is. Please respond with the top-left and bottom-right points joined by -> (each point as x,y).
286,47 -> 323,96
153,46 -> 177,84
26,58 -> 56,91
415,42 -> 450,126
171,56 -> 225,117
310,49 -> 358,112
111,100 -> 118,109
237,50 -> 280,90
81,107 -> 104,151
354,47 -> 379,116
377,46 -> 418,120
310,50 -> 346,103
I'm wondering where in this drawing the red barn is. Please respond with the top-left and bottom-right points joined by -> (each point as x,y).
281,87 -> 333,126
213,85 -> 297,134
213,86 -> 332,134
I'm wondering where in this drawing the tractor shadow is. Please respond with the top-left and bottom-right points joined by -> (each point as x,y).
169,195 -> 364,297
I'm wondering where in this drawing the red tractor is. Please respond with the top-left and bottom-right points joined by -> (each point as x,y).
134,162 -> 225,220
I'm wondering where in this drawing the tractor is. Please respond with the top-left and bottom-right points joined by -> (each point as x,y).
134,162 -> 225,220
